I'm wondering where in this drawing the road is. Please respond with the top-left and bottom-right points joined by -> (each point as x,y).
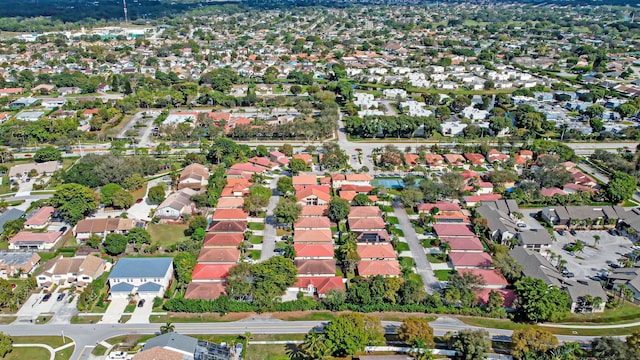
393,199 -> 439,294
0,316 -> 607,360
260,177 -> 280,261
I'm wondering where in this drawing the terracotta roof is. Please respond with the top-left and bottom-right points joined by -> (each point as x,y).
10,231 -> 62,244
211,209 -> 248,221
133,346 -> 184,360
293,229 -> 333,243
424,154 -> 444,166
185,282 -> 226,300
294,185 -> 330,194
449,252 -> 493,268
179,163 -> 209,181
440,236 -> 485,251
458,269 -> 508,287
541,187 -> 567,197
340,185 -> 374,193
203,233 -> 244,247
301,205 -> 328,217
229,163 -> 265,173
348,217 -> 386,231
294,217 -> 331,230
434,224 -> 475,237
357,230 -> 392,243
349,206 -> 382,218
294,244 -> 334,258
295,259 -> 336,275
339,191 -> 357,201
295,187 -> 331,203
404,153 -> 420,165
216,197 -> 245,209
225,178 -> 252,189
417,202 -> 460,213
346,174 -> 372,181
207,221 -> 247,233
475,288 -> 516,307
444,154 -> 466,165
292,154 -> 313,165
292,174 -> 317,186
358,260 -> 401,277
24,206 -> 54,226
464,194 -> 503,203
197,248 -> 241,263
248,156 -> 276,169
356,243 -> 397,259
191,264 -> 234,280
294,276 -> 344,294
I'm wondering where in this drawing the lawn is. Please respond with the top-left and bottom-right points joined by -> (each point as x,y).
427,254 -> 447,263
394,228 -> 405,237
246,344 -> 292,360
248,222 -> 265,231
250,235 -> 263,245
247,250 -> 261,260
387,217 -> 399,225
124,303 -> 137,313
276,229 -> 292,237
393,241 -> 410,252
272,312 -> 336,321
150,313 -> 249,323
3,347 -> 50,360
434,270 -> 455,281
12,336 -> 73,349
70,315 -> 102,324
0,316 -> 15,324
148,224 -> 189,248
399,257 -> 415,270
92,345 -> 108,356
560,302 -> 640,324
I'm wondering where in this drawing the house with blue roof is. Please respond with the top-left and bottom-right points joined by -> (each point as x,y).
108,257 -> 173,298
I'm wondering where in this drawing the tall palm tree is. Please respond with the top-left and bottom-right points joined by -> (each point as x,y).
160,322 -> 175,334
439,241 -> 451,256
593,235 -> 601,248
300,331 -> 331,360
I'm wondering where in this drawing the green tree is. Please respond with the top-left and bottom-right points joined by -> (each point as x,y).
618,103 -> 637,119
328,197 -> 350,224
186,215 -> 208,236
85,234 -> 102,249
279,143 -> 294,157
398,317 -> 435,348
244,185 -> 271,215
100,183 -> 122,206
626,329 -> 640,358
122,173 -> 144,191
515,276 -> 571,322
400,188 -> 423,209
300,330 -> 331,360
441,172 -> 465,198
276,176 -> 295,195
449,329 -> 491,360
289,158 -> 307,175
324,313 -> 383,356
112,189 -> 134,209
148,185 -> 166,204
127,227 -> 151,245
103,233 -> 127,256
273,199 -> 302,226
511,328 -> 559,359
160,322 -> 175,334
605,172 -> 637,204
174,252 -> 197,286
0,332 -> 12,358
34,146 -> 61,163
251,256 -> 298,307
352,194 -> 373,206
591,337 -> 632,359
2,218 -> 25,239
50,184 -> 97,225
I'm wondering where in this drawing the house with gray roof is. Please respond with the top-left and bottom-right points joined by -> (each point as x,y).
516,229 -> 553,252
541,205 -> 623,228
476,204 -> 517,242
509,246 -> 605,313
607,267 -> 640,301
108,257 -> 173,298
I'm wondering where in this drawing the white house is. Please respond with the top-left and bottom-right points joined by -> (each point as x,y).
154,188 -> 197,220
108,258 -> 173,298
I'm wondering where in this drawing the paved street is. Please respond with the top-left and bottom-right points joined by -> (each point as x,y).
260,177 -> 280,262
392,199 -> 439,294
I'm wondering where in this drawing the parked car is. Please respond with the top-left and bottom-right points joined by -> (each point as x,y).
56,293 -> 64,301
564,272 -> 575,278
516,223 -> 526,228
42,294 -> 51,302
570,230 -> 577,236
136,198 -> 144,203
609,229 -> 619,236
137,299 -> 145,307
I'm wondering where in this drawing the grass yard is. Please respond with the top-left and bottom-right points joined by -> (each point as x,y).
0,176 -> 10,194
250,235 -> 263,245
148,224 -> 189,248
245,344 -> 293,360
387,216 -> 399,225
124,303 -> 137,313
92,345 -> 108,356
394,228 -> 405,237
119,315 -> 131,323
427,254 -> 447,263
3,347 -> 51,360
0,316 -> 15,324
458,316 -> 640,336
399,257 -> 415,270
150,312 -> 248,323
394,241 -> 410,252
560,302 -> 640,324
36,315 -> 51,324
276,229 -> 292,237
247,250 -> 261,260
248,222 -> 265,231
12,336 -> 73,349
434,269 -> 455,281
71,315 -> 102,324
272,312 -> 336,321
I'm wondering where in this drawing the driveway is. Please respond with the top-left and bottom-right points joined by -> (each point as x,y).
392,199 -> 438,294
100,298 -> 128,324
49,294 -> 78,324
548,230 -> 634,280
127,299 -> 152,324
126,177 -> 166,221
520,209 -> 545,230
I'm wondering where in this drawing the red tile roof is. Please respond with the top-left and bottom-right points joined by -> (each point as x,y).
10,231 -> 62,244
294,217 -> 331,230
458,269 -> 508,287
191,264 -> 234,280
24,206 -> 54,226
229,163 -> 265,174
348,217 -> 386,231
294,276 -> 344,295
449,252 -> 493,268
293,174 -> 317,186
475,288 -> 516,307
417,202 -> 461,213
197,248 -> 241,263
464,153 -> 486,165
295,259 -> 336,275
293,229 -> 333,243
203,233 -> 244,247
301,205 -> 328,217
356,243 -> 397,259
207,221 -> 247,233
440,236 -> 485,252
463,194 -> 502,203
541,187 -> 567,197
292,154 -> 313,165
444,154 -> 466,165
212,209 -> 248,221
349,206 -> 382,218
358,260 -> 401,277
434,224 -> 475,237
295,187 -> 332,203
216,197 -> 245,209
294,244 -> 335,258
185,282 -> 226,299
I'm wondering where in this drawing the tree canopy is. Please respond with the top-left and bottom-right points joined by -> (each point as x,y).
49,183 -> 97,225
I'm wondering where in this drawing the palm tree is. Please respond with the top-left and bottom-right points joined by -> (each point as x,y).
410,338 -> 434,360
300,331 -> 331,360
557,258 -> 568,272
439,241 -> 451,256
160,322 -> 175,334
593,235 -> 601,248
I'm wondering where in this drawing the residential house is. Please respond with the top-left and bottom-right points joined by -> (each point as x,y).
443,154 -> 466,167
295,187 -> 331,206
23,206 -> 55,230
294,217 -> 331,230
135,332 -> 234,360
357,260 -> 401,277
269,151 -> 290,167
293,229 -> 334,244
211,209 -> 248,222
295,259 -> 336,277
37,254 -> 106,289
74,218 -> 137,241
424,154 -> 444,170
9,161 -> 59,179
155,188 -> 197,220
331,174 -> 373,189
348,217 -> 386,233
207,221 -> 247,234
464,153 -> 486,165
463,194 -> 503,207
203,233 -> 244,248
108,258 -> 173,298
294,244 -> 334,259
196,248 -> 241,264
449,252 -> 493,269
290,276 -> 345,298
292,174 -> 318,187
0,252 -> 40,279
458,269 -> 508,289
178,163 -> 209,191
356,243 -> 396,260
487,149 -> 510,163
292,154 -> 313,167
9,231 -> 63,250
300,205 -> 328,218
517,229 -> 553,252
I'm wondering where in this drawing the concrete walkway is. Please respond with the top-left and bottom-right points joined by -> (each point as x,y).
13,340 -> 75,360
392,199 -> 439,294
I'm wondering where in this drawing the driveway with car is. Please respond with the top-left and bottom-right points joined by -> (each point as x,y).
100,297 -> 128,324
127,298 -> 152,324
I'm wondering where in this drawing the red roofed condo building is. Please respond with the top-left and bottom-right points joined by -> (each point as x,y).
9,231 -> 63,250
290,276 -> 344,298
24,206 -> 55,230
458,269 -> 508,289
357,260 -> 401,277
449,252 -> 493,269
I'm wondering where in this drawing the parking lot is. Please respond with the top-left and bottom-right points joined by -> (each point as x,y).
16,291 -> 76,323
549,230 -> 635,280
